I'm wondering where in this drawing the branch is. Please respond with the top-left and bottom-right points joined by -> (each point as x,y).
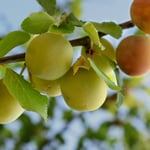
70,20 -> 134,47
119,20 -> 134,29
0,20 -> 134,65
0,53 -> 25,64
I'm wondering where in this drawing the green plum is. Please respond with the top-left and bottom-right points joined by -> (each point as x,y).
60,67 -> 108,111
26,32 -> 73,80
0,80 -> 24,124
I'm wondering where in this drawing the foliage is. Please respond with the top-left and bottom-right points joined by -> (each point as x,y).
0,0 -> 150,149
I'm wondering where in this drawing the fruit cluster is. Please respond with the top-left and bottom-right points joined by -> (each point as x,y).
2,0 -> 150,124
25,7 -> 150,112
25,33 -> 116,112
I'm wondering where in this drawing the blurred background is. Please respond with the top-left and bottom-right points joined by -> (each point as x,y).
1,0 -> 150,150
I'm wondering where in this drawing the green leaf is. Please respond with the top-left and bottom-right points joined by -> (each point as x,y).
66,13 -> 84,27
49,22 -> 74,34
55,133 -> 65,144
48,97 -> 56,118
88,58 -> 121,91
62,110 -> 74,121
97,122 -> 110,140
83,22 -> 104,49
0,31 -> 30,57
124,123 -> 139,147
114,68 -> 122,86
72,0 -> 82,18
0,65 -> 6,79
101,55 -> 117,70
116,92 -> 125,107
76,136 -> 84,150
37,0 -> 56,16
3,69 -> 48,121
49,13 -> 83,34
114,68 -> 125,107
19,115 -> 34,142
21,12 -> 54,34
93,21 -> 122,38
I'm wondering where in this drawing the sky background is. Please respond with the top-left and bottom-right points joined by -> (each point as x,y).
0,0 -> 132,35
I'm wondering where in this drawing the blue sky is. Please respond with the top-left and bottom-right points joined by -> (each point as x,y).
0,0 -> 132,35
82,0 -> 132,22
0,0 -> 40,34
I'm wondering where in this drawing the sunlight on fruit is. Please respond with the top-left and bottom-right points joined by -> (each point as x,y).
0,80 -> 24,124
60,67 -> 108,111
25,32 -> 73,80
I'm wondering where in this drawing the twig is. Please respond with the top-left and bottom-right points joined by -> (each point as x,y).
0,53 -> 25,64
70,20 -> 134,47
0,20 -> 134,65
119,20 -> 134,29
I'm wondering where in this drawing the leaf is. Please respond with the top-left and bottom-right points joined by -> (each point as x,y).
124,123 -> 139,147
49,22 -> 74,34
0,31 -> 30,57
73,56 -> 90,75
48,97 -> 56,118
19,115 -> 34,142
0,65 -> 6,79
21,11 -> 54,34
62,110 -> 74,121
55,133 -> 65,144
114,68 -> 125,107
37,0 -> 56,16
88,58 -> 121,91
83,22 -> 105,49
116,92 -> 125,107
49,13 -> 84,34
93,21 -> 122,38
3,69 -> 48,121
97,123 -> 110,140
76,136 -> 84,150
65,13 -> 84,27
72,0 -> 82,18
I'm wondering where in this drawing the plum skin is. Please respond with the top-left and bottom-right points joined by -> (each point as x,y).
30,75 -> 61,97
116,35 -> 150,76
0,80 -> 24,124
130,0 -> 150,33
60,68 -> 108,111
25,33 -> 73,80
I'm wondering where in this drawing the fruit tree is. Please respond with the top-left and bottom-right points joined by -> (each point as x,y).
0,0 -> 150,149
